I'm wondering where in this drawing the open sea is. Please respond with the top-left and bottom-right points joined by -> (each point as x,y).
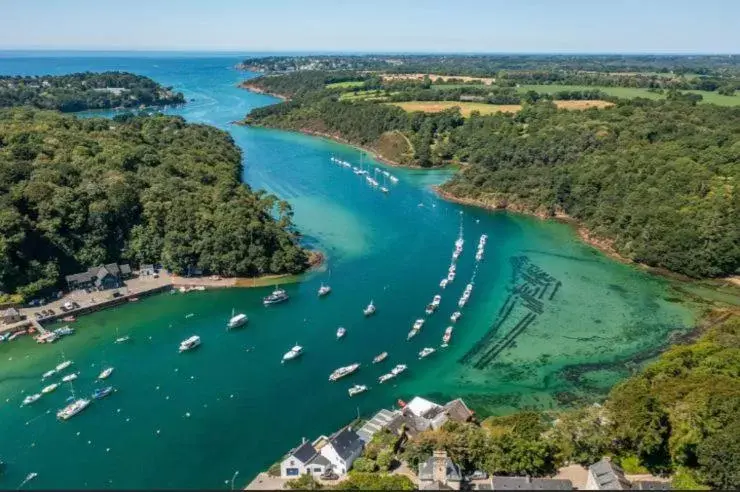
0,53 -> 697,489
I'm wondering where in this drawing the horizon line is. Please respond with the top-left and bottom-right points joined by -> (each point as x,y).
0,48 -> 738,56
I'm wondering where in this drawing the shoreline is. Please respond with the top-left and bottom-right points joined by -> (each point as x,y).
238,82 -> 288,101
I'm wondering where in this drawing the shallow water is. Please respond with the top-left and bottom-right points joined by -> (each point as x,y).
0,54 -> 697,489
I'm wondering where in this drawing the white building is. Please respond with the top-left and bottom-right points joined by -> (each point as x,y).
279,439 -> 331,479
318,427 -> 363,476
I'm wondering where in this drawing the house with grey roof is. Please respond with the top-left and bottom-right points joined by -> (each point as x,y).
586,458 -> 632,490
279,439 -> 331,479
631,480 -> 671,490
418,450 -> 462,490
2,307 -> 22,324
443,398 -> 475,423
319,427 -> 363,476
357,408 -> 402,443
65,263 -> 132,291
490,476 -> 574,490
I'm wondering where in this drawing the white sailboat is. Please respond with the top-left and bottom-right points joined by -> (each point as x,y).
227,309 -> 248,330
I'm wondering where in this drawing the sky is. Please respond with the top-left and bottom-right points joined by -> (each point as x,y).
1,0 -> 738,53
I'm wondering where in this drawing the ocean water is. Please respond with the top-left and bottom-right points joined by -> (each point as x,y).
0,54 -> 697,489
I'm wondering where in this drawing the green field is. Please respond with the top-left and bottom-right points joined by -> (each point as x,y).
339,89 -> 399,102
326,80 -> 365,89
518,84 -> 740,106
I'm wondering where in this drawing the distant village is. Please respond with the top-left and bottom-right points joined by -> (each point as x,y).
246,395 -> 671,491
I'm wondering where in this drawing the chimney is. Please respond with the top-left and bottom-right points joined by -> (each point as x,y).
433,450 -> 447,484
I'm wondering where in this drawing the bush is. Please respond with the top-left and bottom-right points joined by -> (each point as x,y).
351,457 -> 377,473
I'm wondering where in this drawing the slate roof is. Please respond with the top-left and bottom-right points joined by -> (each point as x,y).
589,459 -> 631,490
327,427 -> 362,461
491,476 -> 573,490
418,455 -> 462,482
444,398 -> 475,422
289,441 -> 318,464
357,408 -> 401,443
306,453 -> 331,467
3,307 -> 20,316
120,264 -> 132,276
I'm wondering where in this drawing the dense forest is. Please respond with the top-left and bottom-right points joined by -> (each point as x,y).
0,108 -> 307,299
0,72 -> 186,112
243,70 -> 739,279
239,54 -> 740,77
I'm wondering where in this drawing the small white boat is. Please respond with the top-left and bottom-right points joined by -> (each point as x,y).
179,335 -> 201,353
389,175 -> 399,183
452,250 -> 460,261
185,313 -> 195,319
363,300 -> 376,316
98,367 -> 114,380
442,326 -> 453,346
372,352 -> 388,364
450,311 -> 462,323
380,186 -> 389,193
55,360 -> 73,372
348,384 -> 368,397
22,393 -> 42,406
391,364 -> 407,376
458,295 -> 469,308
42,369 -> 57,379
282,345 -> 304,362
115,336 -> 131,344
41,383 -> 58,394
57,398 -> 90,420
447,271 -> 456,282
227,311 -> 248,330
439,278 -> 448,289
318,283 -> 332,297
378,373 -> 395,383
263,287 -> 289,306
419,347 -> 436,359
62,373 -> 78,383
336,327 -> 346,339
407,329 -> 419,340
413,319 -> 425,330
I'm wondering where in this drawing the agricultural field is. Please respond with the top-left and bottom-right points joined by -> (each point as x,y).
325,80 -> 365,89
382,73 -> 496,85
518,84 -> 740,106
390,101 -> 521,116
339,89 -> 398,101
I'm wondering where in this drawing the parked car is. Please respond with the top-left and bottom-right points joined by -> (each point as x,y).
320,472 -> 339,481
112,292 -> 122,298
47,309 -> 55,315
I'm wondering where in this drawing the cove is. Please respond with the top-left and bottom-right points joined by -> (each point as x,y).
0,54 -> 697,489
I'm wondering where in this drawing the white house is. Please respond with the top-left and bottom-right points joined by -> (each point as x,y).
279,439 -> 331,478
318,427 -> 363,476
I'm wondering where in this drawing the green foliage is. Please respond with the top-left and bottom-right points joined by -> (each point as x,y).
0,72 -> 185,112
672,467 -> 710,490
618,455 -> 650,474
286,473 -> 322,489
351,457 -> 377,473
0,108 -> 308,298
333,472 -> 414,490
375,449 -> 394,472
696,418 -> 740,489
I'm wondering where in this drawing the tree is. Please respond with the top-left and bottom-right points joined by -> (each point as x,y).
376,449 -> 394,472
351,457 -> 377,473
285,473 -> 322,490
334,472 -> 414,490
696,420 -> 740,489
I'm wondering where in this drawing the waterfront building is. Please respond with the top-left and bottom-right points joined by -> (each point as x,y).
317,427 -> 363,476
279,439 -> 331,478
65,263 -> 132,291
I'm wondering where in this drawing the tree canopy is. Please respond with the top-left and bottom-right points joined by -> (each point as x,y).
0,108 -> 307,299
0,72 -> 185,112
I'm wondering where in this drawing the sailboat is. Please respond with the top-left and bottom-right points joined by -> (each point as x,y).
318,283 -> 332,297
227,308 -> 248,330
363,300 -> 376,316
57,379 -> 90,421
380,171 -> 389,193
114,327 -> 130,344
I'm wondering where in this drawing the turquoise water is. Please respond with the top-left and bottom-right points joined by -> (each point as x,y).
0,55 -> 697,489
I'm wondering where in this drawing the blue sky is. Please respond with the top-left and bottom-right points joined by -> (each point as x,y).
1,0 -> 738,53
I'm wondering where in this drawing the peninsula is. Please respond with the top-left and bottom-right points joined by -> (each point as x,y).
239,55 -> 740,279
0,71 -> 185,112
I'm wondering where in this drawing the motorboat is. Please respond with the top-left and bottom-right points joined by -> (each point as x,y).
22,393 -> 42,406
98,367 -> 114,380
336,327 -> 346,339
318,283 -> 332,297
363,300 -> 376,316
179,335 -> 201,353
407,328 -> 419,340
263,287 -> 289,306
227,311 -> 248,330
329,363 -> 360,381
378,373 -> 395,383
282,345 -> 304,362
439,278 -> 448,289
413,319 -> 425,330
115,335 -> 131,344
447,271 -> 456,282
41,383 -> 59,394
442,326 -> 453,346
391,364 -> 407,376
348,384 -> 368,397
55,360 -> 73,372
372,352 -> 388,364
54,326 -> 74,336
419,347 -> 436,359
42,369 -> 56,379
57,398 -> 90,420
62,373 -> 78,383
458,295 -> 469,308
92,386 -> 115,400
426,295 -> 441,314
450,311 -> 462,323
